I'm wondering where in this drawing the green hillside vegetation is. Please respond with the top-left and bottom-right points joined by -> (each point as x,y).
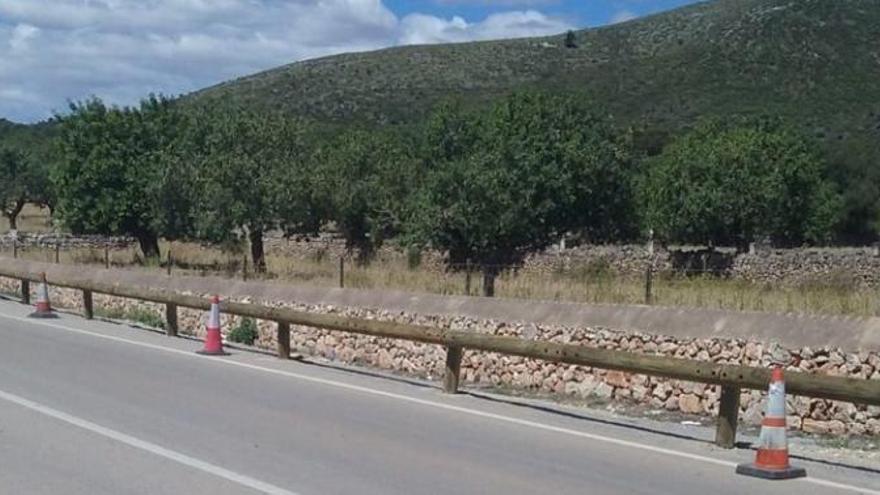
191,0 -> 880,144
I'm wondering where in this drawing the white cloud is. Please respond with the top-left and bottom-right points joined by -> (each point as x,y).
400,10 -> 570,45
0,0 -> 573,122
9,23 -> 40,51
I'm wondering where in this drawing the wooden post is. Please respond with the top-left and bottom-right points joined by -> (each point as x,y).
82,290 -> 94,319
165,303 -> 178,337
242,254 -> 248,281
715,385 -> 741,449
277,322 -> 291,360
54,242 -> 60,264
338,256 -> 345,289
443,345 -> 463,394
645,265 -> 654,305
20,279 -> 30,305
464,259 -> 472,296
104,245 -> 110,268
12,239 -> 17,259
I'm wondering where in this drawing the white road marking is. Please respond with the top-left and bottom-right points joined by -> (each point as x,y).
2,310 -> 879,495
0,387 -> 299,495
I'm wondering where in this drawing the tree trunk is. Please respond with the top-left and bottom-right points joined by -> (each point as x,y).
482,266 -> 497,297
136,233 -> 161,261
5,199 -> 25,230
249,228 -> 266,273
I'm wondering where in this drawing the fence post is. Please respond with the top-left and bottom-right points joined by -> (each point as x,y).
644,265 -> 654,305
20,279 -> 30,305
277,322 -> 291,360
339,256 -> 345,289
104,245 -> 110,268
165,303 -> 178,337
166,242 -> 173,276
464,259 -> 472,296
715,385 -> 741,449
443,345 -> 463,394
82,290 -> 94,319
12,239 -> 17,259
242,254 -> 248,281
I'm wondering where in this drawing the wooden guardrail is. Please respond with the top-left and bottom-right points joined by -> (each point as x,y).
2,264 -> 879,449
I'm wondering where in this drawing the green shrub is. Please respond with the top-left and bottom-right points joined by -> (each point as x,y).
228,317 -> 259,346
126,307 -> 165,329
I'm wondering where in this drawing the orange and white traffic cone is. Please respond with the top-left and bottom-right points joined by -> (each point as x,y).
28,273 -> 58,319
196,295 -> 228,356
736,366 -> 806,480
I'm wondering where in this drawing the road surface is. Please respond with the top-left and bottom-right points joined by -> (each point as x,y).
0,297 -> 877,494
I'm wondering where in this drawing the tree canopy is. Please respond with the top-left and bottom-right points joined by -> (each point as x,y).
313,129 -> 416,261
53,96 -> 186,258
638,118 -> 843,249
192,109 -> 320,272
406,92 -> 635,295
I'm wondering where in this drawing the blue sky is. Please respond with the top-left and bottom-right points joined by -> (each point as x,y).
0,0 -> 703,123
385,0 -> 701,27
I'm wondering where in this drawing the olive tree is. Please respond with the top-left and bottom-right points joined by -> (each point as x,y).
53,96 -> 186,259
406,92 -> 635,296
313,130 -> 416,262
639,118 -> 843,249
193,110 -> 320,272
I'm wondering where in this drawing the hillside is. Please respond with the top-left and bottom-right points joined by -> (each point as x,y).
190,0 -> 880,144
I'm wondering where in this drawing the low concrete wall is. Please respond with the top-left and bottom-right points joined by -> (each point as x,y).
2,258 -> 878,436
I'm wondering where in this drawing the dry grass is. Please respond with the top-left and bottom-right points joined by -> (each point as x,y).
0,204 -> 53,233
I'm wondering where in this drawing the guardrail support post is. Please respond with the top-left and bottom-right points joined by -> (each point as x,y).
444,345 -> 463,394
165,303 -> 178,337
82,290 -> 93,319
277,322 -> 291,359
20,279 -> 30,305
715,385 -> 740,449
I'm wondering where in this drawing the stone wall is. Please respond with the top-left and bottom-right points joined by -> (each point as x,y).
5,277 -> 877,437
0,232 -> 133,249
268,236 -> 880,288
6,231 -> 880,288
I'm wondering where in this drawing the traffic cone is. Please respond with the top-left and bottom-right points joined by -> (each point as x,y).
736,366 -> 806,480
196,295 -> 228,356
28,273 -> 58,319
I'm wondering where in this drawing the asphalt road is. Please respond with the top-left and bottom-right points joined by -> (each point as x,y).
0,298 -> 877,495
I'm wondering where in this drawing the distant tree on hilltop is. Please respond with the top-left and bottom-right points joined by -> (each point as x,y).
564,30 -> 578,49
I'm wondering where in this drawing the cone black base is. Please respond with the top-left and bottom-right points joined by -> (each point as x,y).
195,349 -> 230,356
28,311 -> 59,319
736,463 -> 806,480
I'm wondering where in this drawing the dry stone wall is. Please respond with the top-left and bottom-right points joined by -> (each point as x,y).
4,277 -> 877,437
268,236 -> 880,288
0,232 -> 132,249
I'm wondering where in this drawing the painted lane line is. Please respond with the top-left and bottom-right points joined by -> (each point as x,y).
2,311 -> 879,495
0,387 -> 299,495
